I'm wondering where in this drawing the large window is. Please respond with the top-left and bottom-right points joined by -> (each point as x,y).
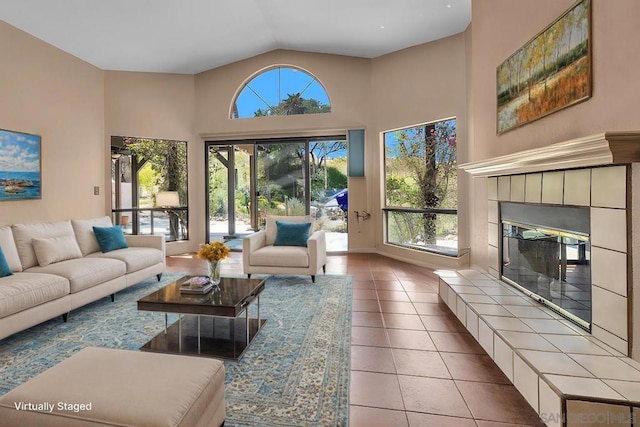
383,118 -> 457,256
231,66 -> 331,119
111,136 -> 188,242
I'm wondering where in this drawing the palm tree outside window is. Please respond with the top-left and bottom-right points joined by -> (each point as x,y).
231,66 -> 331,119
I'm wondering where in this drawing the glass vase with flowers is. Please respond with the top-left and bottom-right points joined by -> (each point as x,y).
196,241 -> 230,286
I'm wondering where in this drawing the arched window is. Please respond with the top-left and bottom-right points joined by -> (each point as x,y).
231,66 -> 331,119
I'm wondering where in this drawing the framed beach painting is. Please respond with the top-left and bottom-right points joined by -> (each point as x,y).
497,0 -> 591,134
0,128 -> 41,201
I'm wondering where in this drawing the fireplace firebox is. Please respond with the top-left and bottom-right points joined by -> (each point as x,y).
500,202 -> 591,330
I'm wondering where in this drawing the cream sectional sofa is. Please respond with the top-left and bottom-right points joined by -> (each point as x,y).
0,216 -> 165,340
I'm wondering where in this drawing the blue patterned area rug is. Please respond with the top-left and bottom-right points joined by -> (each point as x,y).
0,273 -> 352,426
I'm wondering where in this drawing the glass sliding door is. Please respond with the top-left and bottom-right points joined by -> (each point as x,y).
309,139 -> 348,252
205,136 -> 348,252
206,144 -> 254,242
233,145 -> 255,233
256,140 -> 309,227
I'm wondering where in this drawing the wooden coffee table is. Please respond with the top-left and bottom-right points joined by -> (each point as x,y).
137,276 -> 266,361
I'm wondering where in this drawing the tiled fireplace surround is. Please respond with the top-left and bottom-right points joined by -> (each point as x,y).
445,132 -> 640,426
489,165 -> 629,352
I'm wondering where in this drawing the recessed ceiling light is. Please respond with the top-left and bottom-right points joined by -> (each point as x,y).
380,25 -> 385,29
447,4 -> 452,8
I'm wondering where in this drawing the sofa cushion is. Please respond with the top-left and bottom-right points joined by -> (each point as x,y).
26,258 -> 126,293
0,347 -> 225,427
0,247 -> 12,278
88,247 -> 164,274
0,226 -> 22,272
250,245 -> 309,268
71,216 -> 113,256
93,226 -> 128,253
12,221 -> 76,270
274,221 -> 311,247
0,273 -> 70,319
265,215 -> 312,246
32,235 -> 83,267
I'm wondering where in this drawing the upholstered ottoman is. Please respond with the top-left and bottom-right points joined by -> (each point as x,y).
0,347 -> 225,426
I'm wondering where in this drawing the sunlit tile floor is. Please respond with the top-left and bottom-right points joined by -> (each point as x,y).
166,252 -> 545,427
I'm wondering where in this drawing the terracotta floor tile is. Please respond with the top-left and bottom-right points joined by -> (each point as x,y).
383,313 -> 426,330
406,412 -> 477,427
413,302 -> 453,315
429,331 -> 486,354
377,290 -> 411,302
392,349 -> 452,379
406,292 -> 440,303
400,270 -> 429,281
352,312 -> 384,328
352,280 -> 376,289
387,329 -> 437,351
349,271 -> 375,280
350,371 -> 404,410
351,327 -> 389,347
166,259 -> 208,275
351,345 -> 396,373
372,271 -> 398,280
379,301 -> 418,315
352,299 -> 381,312
455,381 -> 545,425
398,376 -> 472,418
375,280 -> 405,291
353,289 -> 378,300
172,253 -> 544,426
400,281 -> 437,293
349,406 -> 409,427
420,314 -> 468,332
395,278 -> 420,284
440,352 -> 511,384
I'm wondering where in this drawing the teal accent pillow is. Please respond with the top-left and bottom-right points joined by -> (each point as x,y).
273,221 -> 312,247
0,246 -> 13,278
93,226 -> 128,253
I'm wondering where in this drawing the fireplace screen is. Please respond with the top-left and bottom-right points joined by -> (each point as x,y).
501,204 -> 591,330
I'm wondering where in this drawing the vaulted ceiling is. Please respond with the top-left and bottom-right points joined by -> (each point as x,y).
0,0 -> 471,74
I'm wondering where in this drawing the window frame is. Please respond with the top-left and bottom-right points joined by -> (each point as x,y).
230,65 -> 331,119
382,118 -> 458,256
111,136 -> 189,243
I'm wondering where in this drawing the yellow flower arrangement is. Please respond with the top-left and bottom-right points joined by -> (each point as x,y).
196,241 -> 230,262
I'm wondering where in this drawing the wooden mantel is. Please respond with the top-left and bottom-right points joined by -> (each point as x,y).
459,131 -> 640,177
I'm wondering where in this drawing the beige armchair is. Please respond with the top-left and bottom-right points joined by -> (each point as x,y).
243,215 -> 327,283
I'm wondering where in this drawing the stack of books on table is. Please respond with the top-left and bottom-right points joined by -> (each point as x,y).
180,276 -> 213,294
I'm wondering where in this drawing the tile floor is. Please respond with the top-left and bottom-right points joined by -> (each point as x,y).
166,252 -> 545,427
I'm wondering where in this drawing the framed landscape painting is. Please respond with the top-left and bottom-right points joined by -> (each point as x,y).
497,0 -> 591,134
0,128 -> 41,201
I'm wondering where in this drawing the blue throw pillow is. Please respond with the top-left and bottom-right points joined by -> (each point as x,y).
273,221 -> 312,247
0,246 -> 13,278
93,226 -> 128,253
